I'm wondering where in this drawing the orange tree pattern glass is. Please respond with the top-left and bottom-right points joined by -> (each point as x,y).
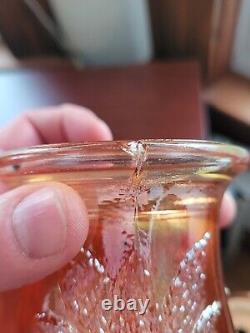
0,140 -> 248,333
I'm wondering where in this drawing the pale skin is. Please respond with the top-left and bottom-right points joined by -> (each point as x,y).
0,104 -> 236,292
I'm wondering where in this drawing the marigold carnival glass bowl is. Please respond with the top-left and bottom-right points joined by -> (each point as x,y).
0,140 -> 249,333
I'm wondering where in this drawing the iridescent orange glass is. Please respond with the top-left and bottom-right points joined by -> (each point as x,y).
0,140 -> 248,333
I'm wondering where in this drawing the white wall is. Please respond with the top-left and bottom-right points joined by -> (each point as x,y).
231,0 -> 250,78
49,0 -> 153,66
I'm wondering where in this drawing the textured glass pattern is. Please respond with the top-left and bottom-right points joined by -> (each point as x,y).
0,140 -> 248,332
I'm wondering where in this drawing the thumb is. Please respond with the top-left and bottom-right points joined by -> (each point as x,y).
0,183 -> 88,291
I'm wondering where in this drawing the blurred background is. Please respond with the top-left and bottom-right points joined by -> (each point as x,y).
0,0 -> 250,329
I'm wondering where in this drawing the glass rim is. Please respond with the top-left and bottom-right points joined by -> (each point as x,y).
0,139 -> 249,177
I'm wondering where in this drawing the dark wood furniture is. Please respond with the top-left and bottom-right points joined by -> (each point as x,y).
0,0 -> 64,59
149,0 -> 239,81
204,73 -> 250,144
0,61 -> 205,140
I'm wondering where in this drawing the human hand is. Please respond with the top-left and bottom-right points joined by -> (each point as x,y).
0,104 -> 235,292
0,104 -> 112,291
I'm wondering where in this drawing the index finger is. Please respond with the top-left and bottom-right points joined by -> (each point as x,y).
0,104 -> 112,150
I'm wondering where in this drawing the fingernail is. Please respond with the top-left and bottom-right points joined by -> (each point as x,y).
12,188 -> 67,258
98,119 -> 113,140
